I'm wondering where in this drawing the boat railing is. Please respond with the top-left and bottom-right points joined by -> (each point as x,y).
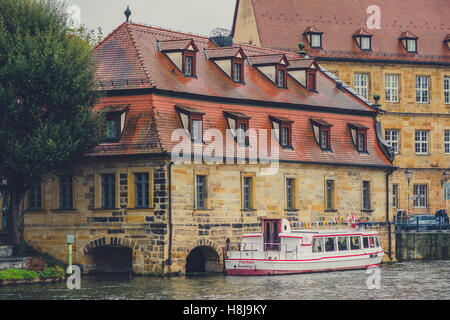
226,242 -> 300,261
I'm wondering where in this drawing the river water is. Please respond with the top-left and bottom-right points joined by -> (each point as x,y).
0,260 -> 448,300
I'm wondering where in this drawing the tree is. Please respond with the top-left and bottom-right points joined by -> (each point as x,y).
0,0 -> 105,247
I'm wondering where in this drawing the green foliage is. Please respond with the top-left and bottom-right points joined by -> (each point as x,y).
26,257 -> 47,273
0,0 -> 106,244
38,266 -> 65,279
0,0 -> 105,186
0,268 -> 38,280
15,243 -> 66,268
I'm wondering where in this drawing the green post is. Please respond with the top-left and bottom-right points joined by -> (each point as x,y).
68,243 -> 73,274
67,234 -> 74,274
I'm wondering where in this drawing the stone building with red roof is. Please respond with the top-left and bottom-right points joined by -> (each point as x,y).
232,0 -> 450,217
22,19 -> 396,275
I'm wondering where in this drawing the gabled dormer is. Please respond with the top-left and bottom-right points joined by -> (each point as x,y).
310,118 -> 333,151
269,115 -> 294,148
175,105 -> 204,143
224,111 -> 251,146
102,105 -> 129,142
158,39 -> 199,76
303,26 -> 323,49
205,47 -> 247,83
444,34 -> 450,49
248,54 -> 289,88
353,28 -> 372,51
287,58 -> 319,92
348,123 -> 369,153
399,31 -> 418,53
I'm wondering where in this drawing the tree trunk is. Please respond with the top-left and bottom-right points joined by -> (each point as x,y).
8,189 -> 25,248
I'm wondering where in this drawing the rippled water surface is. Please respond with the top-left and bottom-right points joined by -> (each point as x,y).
0,260 -> 448,300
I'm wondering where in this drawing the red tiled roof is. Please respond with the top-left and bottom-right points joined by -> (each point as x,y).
399,31 -> 419,39
206,47 -> 245,60
224,111 -> 251,119
304,26 -> 323,34
152,95 -> 391,167
91,23 -> 392,166
248,54 -> 288,65
158,39 -> 197,52
353,29 -> 372,37
310,118 -> 333,127
233,0 -> 450,63
94,22 -> 376,113
287,58 -> 316,69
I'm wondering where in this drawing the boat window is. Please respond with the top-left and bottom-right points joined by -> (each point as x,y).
369,237 -> 375,248
363,237 -> 369,249
374,237 -> 380,247
350,236 -> 361,250
337,237 -> 349,251
324,237 -> 335,252
312,237 -> 324,253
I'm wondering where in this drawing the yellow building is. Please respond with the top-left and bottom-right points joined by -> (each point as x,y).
232,0 -> 450,216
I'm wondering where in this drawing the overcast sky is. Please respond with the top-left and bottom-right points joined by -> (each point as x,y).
63,0 -> 236,38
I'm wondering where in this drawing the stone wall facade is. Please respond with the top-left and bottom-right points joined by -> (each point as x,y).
396,232 -> 449,260
319,61 -> 450,216
18,157 -> 395,275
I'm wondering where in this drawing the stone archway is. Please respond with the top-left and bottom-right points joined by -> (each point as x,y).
79,236 -> 148,274
185,238 -> 223,274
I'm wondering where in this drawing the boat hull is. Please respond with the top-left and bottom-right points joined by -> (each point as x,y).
225,251 -> 384,276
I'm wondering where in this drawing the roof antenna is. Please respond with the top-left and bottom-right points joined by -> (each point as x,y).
124,6 -> 131,22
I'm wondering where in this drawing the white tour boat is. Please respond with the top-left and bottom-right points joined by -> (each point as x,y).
225,218 -> 384,275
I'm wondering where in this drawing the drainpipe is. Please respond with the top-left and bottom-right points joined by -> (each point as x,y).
167,161 -> 174,266
386,168 -> 394,261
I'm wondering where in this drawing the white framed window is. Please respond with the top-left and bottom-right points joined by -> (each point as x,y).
385,129 -> 399,154
191,119 -> 202,143
444,77 -> 450,104
360,36 -> 371,50
185,55 -> 193,76
406,39 -> 417,53
354,73 -> 369,99
413,184 -> 427,208
310,34 -> 321,48
415,130 -> 429,155
416,76 -> 429,103
445,130 -> 450,154
385,74 -> 399,102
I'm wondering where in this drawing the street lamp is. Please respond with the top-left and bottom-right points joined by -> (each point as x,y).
405,169 -> 413,215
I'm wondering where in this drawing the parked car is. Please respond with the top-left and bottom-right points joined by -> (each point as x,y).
394,212 -> 449,231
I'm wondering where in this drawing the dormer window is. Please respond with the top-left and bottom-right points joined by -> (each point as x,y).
205,47 -> 246,83
233,62 -> 243,82
158,39 -> 199,77
102,105 -> 129,142
248,54 -> 290,88
184,54 -> 194,76
444,34 -> 450,49
353,29 -> 372,51
224,111 -> 251,146
399,32 -> 418,53
175,105 -> 205,143
269,116 -> 294,148
310,119 -> 332,151
348,123 -> 369,153
303,26 -> 323,49
287,58 -> 319,92
276,68 -> 286,88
